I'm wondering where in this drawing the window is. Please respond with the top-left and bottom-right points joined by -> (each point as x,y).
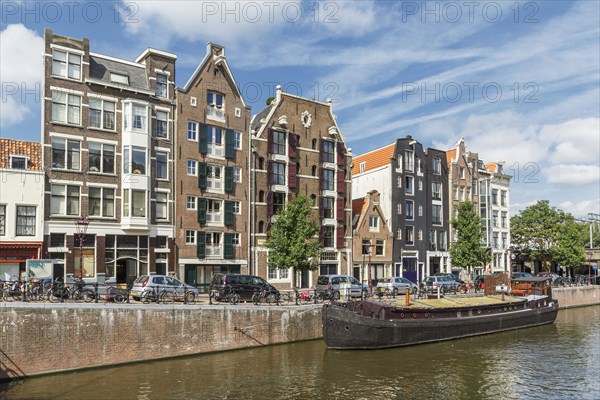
322,226 -> 335,248
233,167 -> 242,183
405,200 -> 414,220
375,239 -> 384,256
156,74 -> 167,97
187,121 -> 198,141
207,126 -> 223,157
397,203 -> 402,215
232,201 -> 241,214
207,165 -> 223,190
429,230 -> 437,249
500,190 -> 507,206
323,197 -> 334,219
459,187 -> 465,201
404,150 -> 414,172
418,205 -> 423,217
502,233 -> 507,249
50,233 -> 65,247
405,226 -> 414,245
493,233 -> 499,249
432,205 -> 442,225
88,187 -> 115,217
232,233 -> 241,246
155,110 -> 168,138
501,212 -> 507,228
454,186 -> 458,200
460,167 -> 465,179
110,73 -> 129,85
185,230 -> 196,245
124,103 -> 147,132
16,206 -> 36,236
273,192 -> 286,214
432,182 -> 442,200
207,91 -> 223,107
369,216 -> 379,232
52,138 -> 80,170
234,131 -> 242,149
323,169 -> 335,191
207,91 -> 224,120
186,196 -> 197,210
205,232 -> 222,257
51,184 -> 80,215
323,140 -> 335,163
360,162 -> 366,173
124,147 -> 147,175
52,90 -> 81,125
10,156 -> 27,169
206,200 -> 222,224
156,152 -> 168,179
438,231 -> 447,251
89,98 -> 115,130
272,130 -> 286,155
88,142 -> 114,174
397,228 -> 402,241
432,158 -> 441,175
405,176 -> 414,194
123,189 -> 146,218
272,162 -> 286,185
492,210 -> 499,227
187,160 -> 197,176
52,49 -> 81,80
418,229 -> 423,241
156,192 -> 168,220
0,205 -> 5,235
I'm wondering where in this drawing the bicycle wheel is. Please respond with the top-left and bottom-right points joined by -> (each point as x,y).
47,290 -> 60,303
230,293 -> 240,305
252,292 -> 260,306
210,291 -> 221,304
185,292 -> 196,305
114,293 -> 127,304
141,291 -> 152,304
161,291 -> 175,304
83,289 -> 95,303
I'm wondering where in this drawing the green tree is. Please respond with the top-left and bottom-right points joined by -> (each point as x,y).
449,201 -> 488,277
553,216 -> 587,271
265,194 -> 321,288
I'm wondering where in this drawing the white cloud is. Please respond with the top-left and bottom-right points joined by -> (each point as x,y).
0,24 -> 43,129
542,118 -> 600,164
558,199 -> 600,218
545,164 -> 600,186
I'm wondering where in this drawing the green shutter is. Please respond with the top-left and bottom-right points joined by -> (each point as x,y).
199,124 -> 208,154
224,166 -> 234,193
225,129 -> 235,160
224,200 -> 234,226
198,162 -> 207,189
197,198 -> 207,224
223,233 -> 234,260
196,231 -> 206,259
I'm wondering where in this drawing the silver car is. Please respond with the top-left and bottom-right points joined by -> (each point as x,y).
376,277 -> 418,295
316,275 -> 366,299
131,275 -> 198,301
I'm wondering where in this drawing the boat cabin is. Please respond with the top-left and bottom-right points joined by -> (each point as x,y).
510,277 -> 552,298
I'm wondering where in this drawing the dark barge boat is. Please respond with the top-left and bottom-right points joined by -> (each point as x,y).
323,277 -> 558,349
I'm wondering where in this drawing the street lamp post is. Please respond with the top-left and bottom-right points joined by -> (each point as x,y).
75,217 -> 89,278
361,240 -> 373,290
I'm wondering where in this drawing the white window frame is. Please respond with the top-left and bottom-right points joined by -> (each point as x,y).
369,216 -> 379,232
432,182 -> 442,200
15,205 -> 36,236
405,176 -> 414,195
405,200 -> 414,221
51,90 -> 81,126
207,165 -> 223,191
432,204 -> 442,225
155,109 -> 169,139
187,121 -> 198,141
432,158 -> 441,175
123,189 -> 147,218
187,160 -> 197,176
155,192 -> 168,220
186,196 -> 197,210
51,184 -> 80,216
232,201 -> 241,215
88,186 -> 115,218
233,166 -> 242,183
51,48 -> 81,81
156,151 -> 169,180
234,131 -> 242,150
88,98 -> 116,131
185,230 -> 196,245
156,73 -> 168,98
52,138 -> 81,171
207,126 -> 224,157
0,204 -> 5,236
88,142 -> 115,174
9,155 -> 28,169
206,199 -> 222,224
123,146 -> 147,175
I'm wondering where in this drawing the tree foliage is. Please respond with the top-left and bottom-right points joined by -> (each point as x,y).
265,194 -> 321,287
511,200 -> 587,271
449,201 -> 489,275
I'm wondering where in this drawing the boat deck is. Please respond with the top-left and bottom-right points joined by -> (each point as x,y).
374,295 -> 527,310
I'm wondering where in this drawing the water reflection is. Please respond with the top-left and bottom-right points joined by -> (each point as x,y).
1,307 -> 598,400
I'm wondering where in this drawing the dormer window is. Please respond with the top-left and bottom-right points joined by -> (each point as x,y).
10,156 -> 27,169
110,72 -> 129,85
156,74 -> 167,97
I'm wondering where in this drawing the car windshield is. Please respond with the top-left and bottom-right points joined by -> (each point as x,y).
378,278 -> 391,284
317,276 -> 329,285
133,275 -> 148,284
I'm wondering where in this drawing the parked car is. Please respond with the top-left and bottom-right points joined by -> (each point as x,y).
376,277 -> 418,295
424,275 -> 460,293
434,273 -> 465,285
511,272 -> 533,279
316,275 -> 366,299
210,274 -> 278,301
536,272 -> 563,284
131,275 -> 199,301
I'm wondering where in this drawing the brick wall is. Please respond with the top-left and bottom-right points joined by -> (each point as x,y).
0,303 -> 322,380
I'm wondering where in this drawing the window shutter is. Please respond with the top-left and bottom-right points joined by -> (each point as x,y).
319,167 -> 324,190
199,124 -> 208,154
266,191 -> 273,216
267,160 -> 273,185
288,133 -> 297,159
197,198 -> 207,224
319,196 -> 324,219
224,166 -> 234,193
268,129 -> 274,154
319,138 -> 324,163
224,200 -> 234,226
336,225 -> 345,249
198,162 -> 207,189
223,233 -> 234,260
337,142 -> 345,166
337,197 -> 344,222
196,231 -> 206,259
337,169 -> 345,193
288,162 -> 297,189
225,129 -> 235,160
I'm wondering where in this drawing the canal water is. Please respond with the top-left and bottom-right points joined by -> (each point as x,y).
1,306 -> 599,400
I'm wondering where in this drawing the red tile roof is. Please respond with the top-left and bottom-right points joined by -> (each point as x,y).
0,138 -> 42,170
352,198 -> 365,217
485,162 -> 497,172
352,143 -> 395,175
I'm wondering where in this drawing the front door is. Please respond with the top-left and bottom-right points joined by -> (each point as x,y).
300,269 -> 309,289
403,258 -> 418,283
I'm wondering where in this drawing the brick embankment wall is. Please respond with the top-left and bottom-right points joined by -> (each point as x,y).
553,286 -> 600,309
0,303 -> 323,380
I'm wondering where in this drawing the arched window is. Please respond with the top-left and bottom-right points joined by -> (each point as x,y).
310,194 -> 317,206
258,157 -> 265,170
312,138 -> 317,150
258,190 -> 265,202
311,165 -> 317,177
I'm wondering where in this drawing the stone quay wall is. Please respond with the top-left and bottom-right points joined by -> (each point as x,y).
553,285 -> 600,309
0,303 -> 322,380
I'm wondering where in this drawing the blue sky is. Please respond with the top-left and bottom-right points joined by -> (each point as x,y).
1,0 -> 599,218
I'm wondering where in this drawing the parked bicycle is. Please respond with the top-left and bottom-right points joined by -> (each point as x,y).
160,286 -> 197,304
71,277 -> 95,303
252,288 -> 281,305
294,288 -> 323,305
211,286 -> 240,305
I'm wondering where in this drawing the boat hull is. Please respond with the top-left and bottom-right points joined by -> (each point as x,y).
323,298 -> 559,349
